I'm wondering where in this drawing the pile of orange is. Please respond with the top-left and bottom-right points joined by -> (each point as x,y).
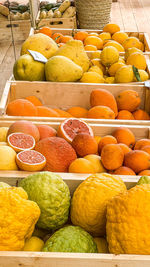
6,89 -> 150,121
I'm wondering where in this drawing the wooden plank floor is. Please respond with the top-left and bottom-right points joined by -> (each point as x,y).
0,0 -> 150,100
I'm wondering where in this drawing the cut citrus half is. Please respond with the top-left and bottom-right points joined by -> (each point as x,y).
57,118 -> 94,143
7,132 -> 35,152
16,150 -> 46,171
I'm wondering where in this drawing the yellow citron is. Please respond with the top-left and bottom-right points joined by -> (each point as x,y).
112,31 -> 128,44
69,158 -> 95,173
115,65 -> 134,83
80,72 -> 105,83
94,136 -> 102,144
125,47 -> 143,61
88,65 -> 103,76
105,77 -> 115,84
99,32 -> 111,41
23,236 -> 44,251
84,154 -> 106,173
122,37 -> 141,51
84,36 -> 103,50
0,127 -> 9,142
107,184 -> 150,254
126,52 -> 147,70
133,69 -> 149,82
103,23 -> 120,35
100,46 -> 119,67
0,146 -> 18,170
104,40 -> 125,52
108,61 -> 125,76
71,173 -> 126,236
94,237 -> 109,253
91,51 -> 101,59
91,58 -> 106,73
84,45 -> 97,51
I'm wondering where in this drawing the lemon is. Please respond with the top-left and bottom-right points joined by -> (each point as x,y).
105,77 -> 115,84
94,237 -> 109,253
104,40 -> 125,52
80,72 -> 105,83
69,158 -> 95,173
0,127 -> 9,142
91,58 -> 106,73
88,65 -> 103,76
115,65 -> 134,83
0,146 -> 18,170
119,57 -> 125,63
84,154 -> 106,173
125,47 -> 143,61
133,69 -> 149,82
84,45 -> 97,51
108,61 -> 125,76
23,236 -> 44,251
126,52 -> 146,70
99,32 -> 111,41
112,31 -> 128,45
100,46 -> 119,67
122,37 -> 141,51
91,51 -> 101,59
94,136 -> 101,144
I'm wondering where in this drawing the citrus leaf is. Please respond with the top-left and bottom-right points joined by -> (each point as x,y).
132,65 -> 141,82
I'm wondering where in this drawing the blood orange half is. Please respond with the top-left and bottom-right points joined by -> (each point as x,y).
16,150 -> 46,171
8,132 -> 35,152
57,118 -> 94,143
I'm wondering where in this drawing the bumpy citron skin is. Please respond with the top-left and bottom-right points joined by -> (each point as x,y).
71,173 -> 126,236
0,187 -> 40,251
106,184 -> 150,255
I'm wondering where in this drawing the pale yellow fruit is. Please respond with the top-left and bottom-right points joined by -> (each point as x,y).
88,65 -> 103,76
84,45 -> 97,51
84,154 -> 106,173
94,237 -> 109,253
100,46 -> 119,67
115,65 -> 134,83
126,52 -> 147,70
80,72 -> 105,83
104,40 -> 125,52
84,36 -> 103,50
91,58 -> 106,73
0,127 -> 9,142
133,69 -> 149,82
105,77 -> 115,84
91,51 -> 101,59
108,61 -> 125,76
69,158 -> 95,173
0,146 -> 18,170
123,37 -> 141,51
94,136 -> 101,144
125,47 -> 143,61
99,32 -> 111,41
23,236 -> 44,251
0,142 -> 7,146
112,31 -> 128,44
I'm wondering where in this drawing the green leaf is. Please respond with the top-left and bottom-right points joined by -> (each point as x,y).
132,65 -> 142,82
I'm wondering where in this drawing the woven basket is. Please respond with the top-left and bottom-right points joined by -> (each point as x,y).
75,0 -> 112,29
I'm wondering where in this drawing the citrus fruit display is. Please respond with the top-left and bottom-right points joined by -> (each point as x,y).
42,225 -> 97,253
6,88 -> 149,121
7,132 -> 35,152
23,236 -> 44,252
19,172 -> 71,230
16,150 -> 46,172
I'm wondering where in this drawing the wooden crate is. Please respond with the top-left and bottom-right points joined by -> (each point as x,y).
36,15 -> 77,29
0,171 -> 149,265
1,81 -> 150,125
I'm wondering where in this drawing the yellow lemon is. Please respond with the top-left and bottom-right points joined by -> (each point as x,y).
91,51 -> 101,59
88,65 -> 103,76
108,61 -> 125,76
119,57 -> 125,63
84,154 -> 106,173
69,158 -> 95,173
99,32 -> 111,41
105,77 -> 115,84
23,236 -> 44,251
100,46 -> 119,66
103,23 -> 120,35
91,58 -> 106,73
0,127 -> 9,142
0,146 -> 18,170
94,237 -> 109,253
126,52 -> 147,70
84,45 -> 97,51
133,69 -> 149,82
122,37 -> 141,51
80,72 -> 105,83
115,65 -> 134,83
104,40 -> 125,52
84,36 -> 103,49
112,31 -> 128,44
125,47 -> 143,61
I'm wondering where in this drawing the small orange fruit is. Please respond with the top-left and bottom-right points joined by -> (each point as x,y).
69,158 -> 95,173
25,96 -> 43,106
74,31 -> 88,41
141,146 -> 150,155
98,135 -> 117,154
122,37 -> 141,50
103,23 -> 120,35
72,133 -> 98,157
36,106 -> 59,117
84,36 -> 103,50
99,32 -> 111,41
67,106 -> 88,118
132,109 -> 150,120
39,27 -> 52,37
101,144 -> 124,170
124,150 -> 150,173
118,143 -> 132,155
52,32 -> 63,43
116,90 -> 141,112
112,31 -> 128,44
134,139 -> 150,150
6,99 -> 37,117
113,166 -> 136,175
126,52 -> 147,70
53,108 -> 72,118
61,35 -> 73,43
116,110 -> 135,120
87,106 -> 115,119
138,170 -> 150,176
108,61 -> 125,76
112,127 -> 135,148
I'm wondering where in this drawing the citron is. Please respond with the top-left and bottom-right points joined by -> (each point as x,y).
0,127 -> 9,142
108,61 -> 125,76
115,65 -> 134,83
88,65 -> 103,76
84,154 -> 106,173
69,158 -> 95,173
104,40 -> 125,52
99,32 -> 111,41
84,36 -> 103,50
126,52 -> 147,70
100,46 -> 119,66
71,173 -> 126,236
23,236 -> 44,251
94,237 -> 109,253
112,31 -> 128,44
0,146 -> 18,170
91,51 -> 101,59
80,72 -> 105,83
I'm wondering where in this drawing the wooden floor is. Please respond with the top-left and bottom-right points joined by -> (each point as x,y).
0,0 -> 150,99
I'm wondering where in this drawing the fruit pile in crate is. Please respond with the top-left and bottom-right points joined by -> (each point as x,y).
1,119 -> 150,176
1,170 -> 150,254
0,1 -> 30,20
14,23 -> 150,84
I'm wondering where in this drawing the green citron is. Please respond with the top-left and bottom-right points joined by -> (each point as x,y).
45,55 -> 83,82
137,176 -> 150,185
13,54 -> 45,81
42,225 -> 98,253
54,40 -> 90,72
19,172 -> 71,230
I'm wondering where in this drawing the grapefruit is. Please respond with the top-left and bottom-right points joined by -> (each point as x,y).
57,118 -> 94,143
16,150 -> 46,172
7,133 -> 35,152
7,121 -> 40,142
37,125 -> 57,140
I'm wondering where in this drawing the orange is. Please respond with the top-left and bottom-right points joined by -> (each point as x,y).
116,110 -> 135,120
101,144 -> 124,170
74,31 -> 88,41
39,27 -> 52,38
6,99 -> 37,117
67,106 -> 88,118
36,106 -> 59,117
84,36 -> 103,50
84,45 -> 97,51
116,90 -> 141,112
124,150 -> 150,173
141,146 -> 150,155
138,170 -> 150,176
113,166 -> 136,175
68,158 -> 95,173
118,143 -> 132,155
61,35 -> 73,43
53,108 -> 72,118
52,32 -> 63,44
99,32 -> 111,41
132,109 -> 150,120
25,96 -> 43,106
98,135 -> 117,154
112,31 -> 128,44
134,139 -> 150,150
103,23 -> 120,35
87,106 -> 115,120
72,133 -> 98,157
112,127 -> 135,148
